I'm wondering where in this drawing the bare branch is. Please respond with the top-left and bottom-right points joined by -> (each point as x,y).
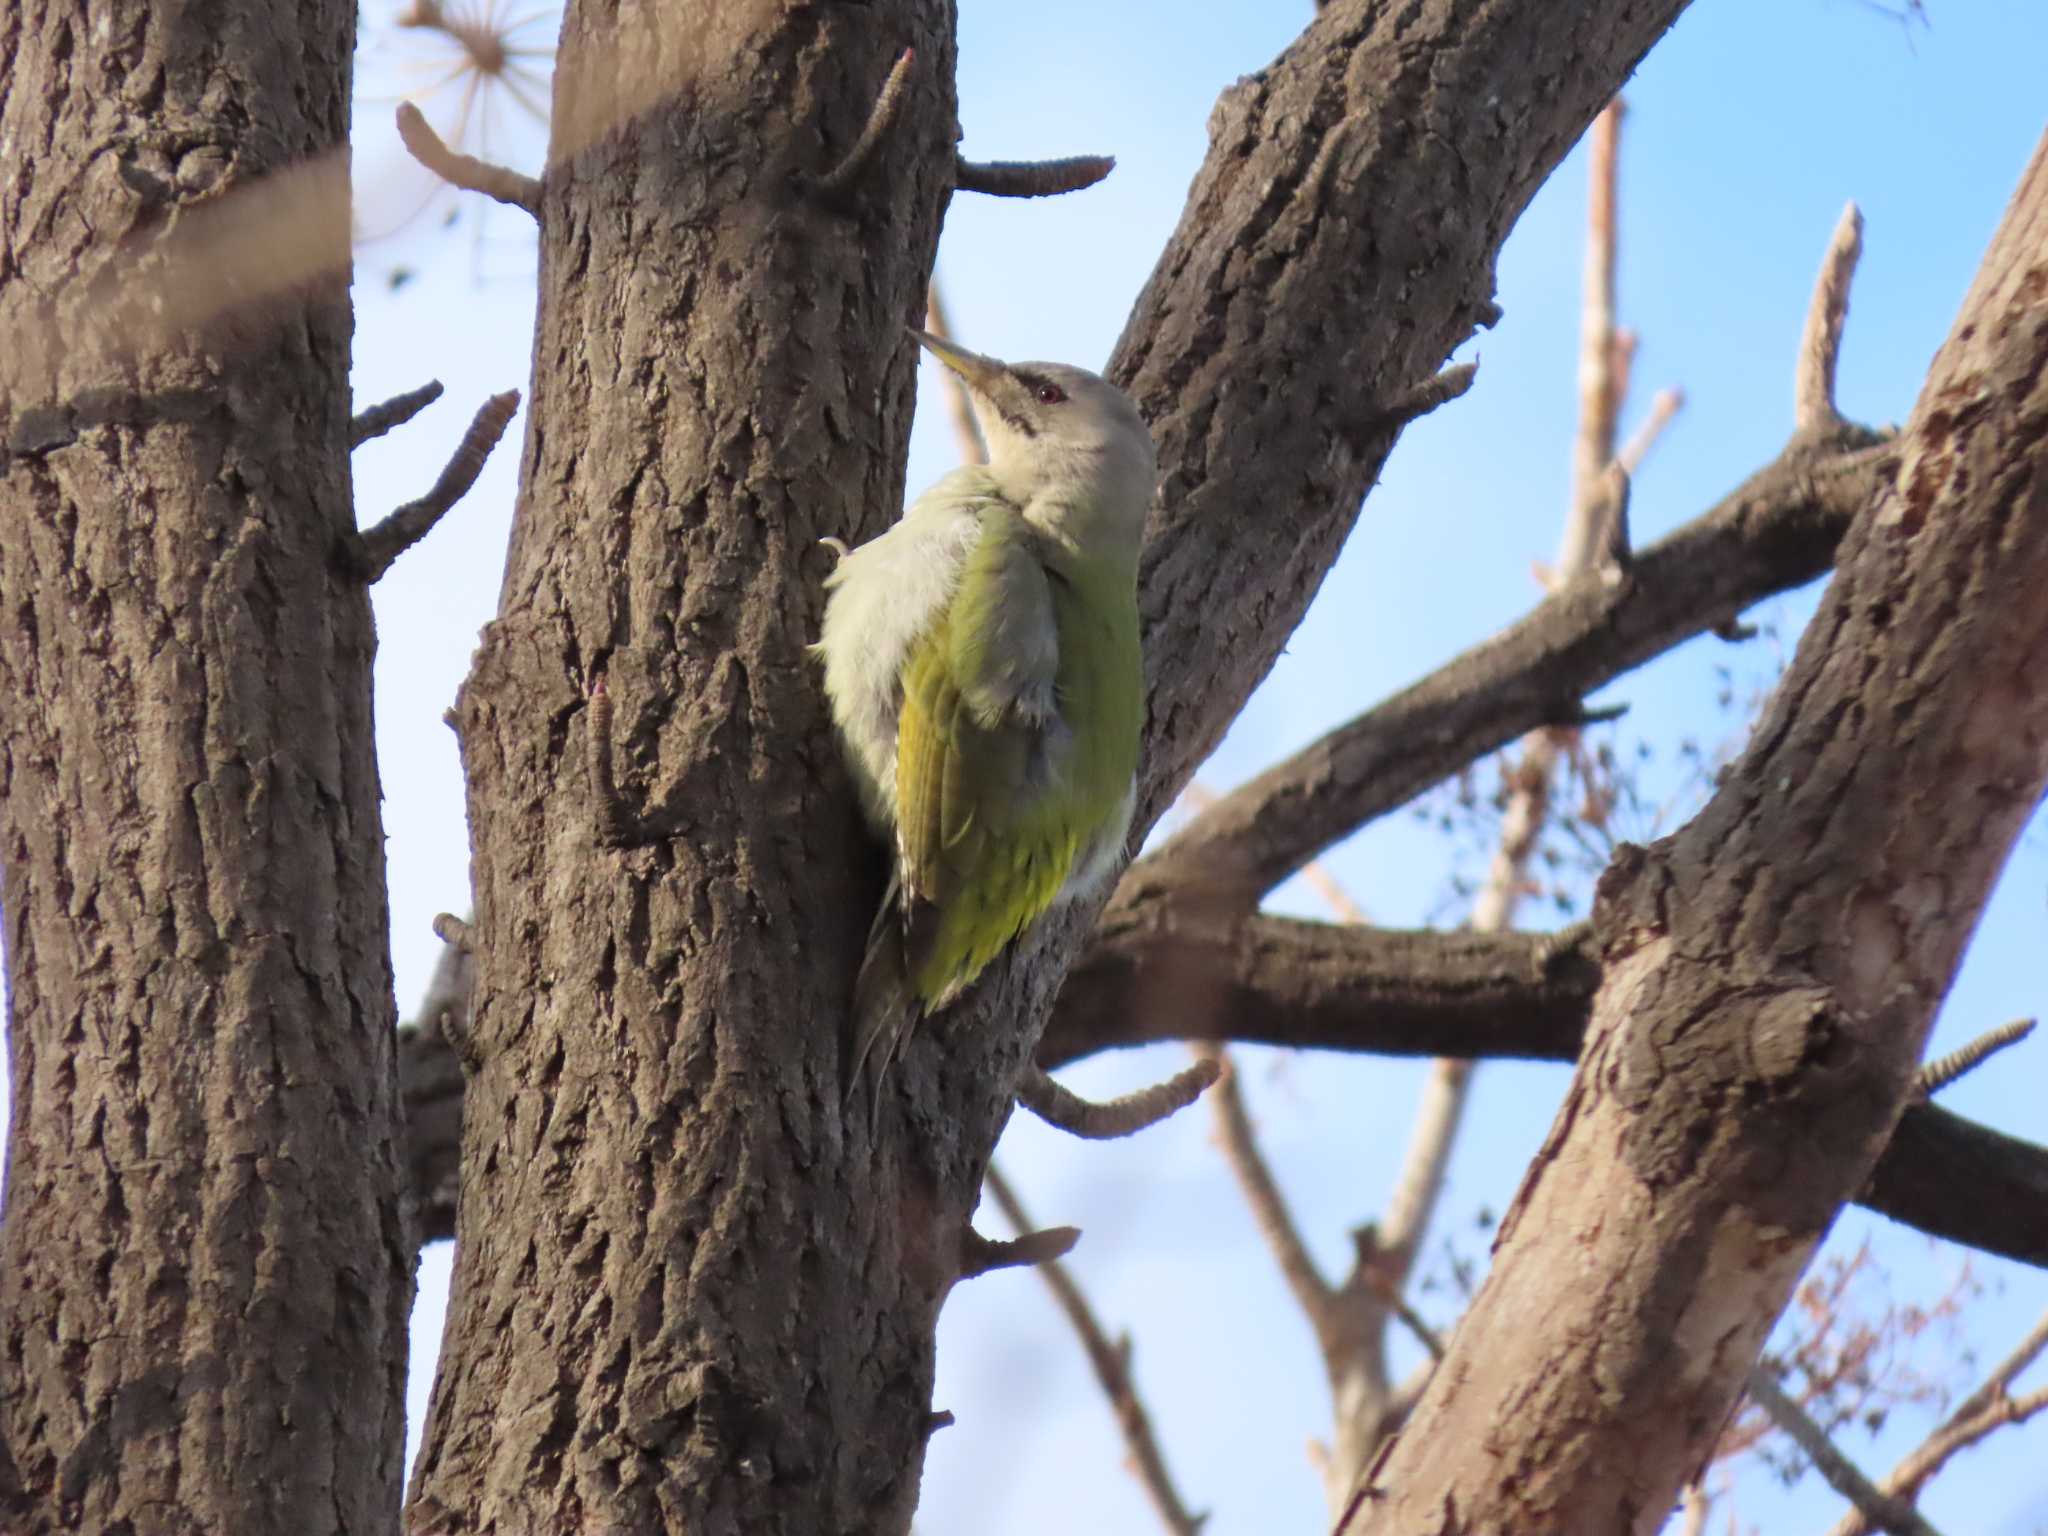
395,102 -> 541,216
956,155 -> 1116,198
1914,1017 -> 2033,1098
1823,1310 -> 2048,1536
1036,904 -> 2048,1267
957,1218 -> 1080,1280
1563,97 -> 1626,575
350,379 -> 444,447
1135,428 -> 1890,904
812,48 -> 916,198
1018,1059 -> 1218,1140
354,390 -> 520,581
984,1168 -> 1206,1536
923,284 -> 988,465
1350,1250 -> 1447,1364
1796,201 -> 1866,434
1616,386 -> 1684,476
1195,1045 -> 1337,1339
1045,912 -> 1596,1068
431,912 -> 472,952
1744,1367 -> 1945,1536
1369,362 -> 1478,434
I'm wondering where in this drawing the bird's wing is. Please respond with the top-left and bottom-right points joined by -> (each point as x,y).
816,466 -> 1003,822
893,511 -> 1075,1005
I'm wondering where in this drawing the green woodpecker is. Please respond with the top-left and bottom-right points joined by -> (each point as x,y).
816,328 -> 1155,1101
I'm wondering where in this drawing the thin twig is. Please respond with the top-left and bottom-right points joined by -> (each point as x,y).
1017,1058 -> 1218,1140
957,1220 -> 1080,1279
1914,1017 -> 2033,1098
350,379 -> 444,447
1195,1044 -> 1337,1338
984,1167 -> 1207,1536
1370,362 -> 1478,434
956,155 -> 1116,198
1745,1366 -> 1945,1536
813,48 -> 915,197
355,390 -> 520,580
923,284 -> 988,465
1359,1270 -> 1445,1363
395,102 -> 541,216
1824,1310 -> 2048,1536
1796,201 -> 1865,434
1615,386 -> 1684,476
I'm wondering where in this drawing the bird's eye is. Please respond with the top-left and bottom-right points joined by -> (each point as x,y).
1034,381 -> 1067,406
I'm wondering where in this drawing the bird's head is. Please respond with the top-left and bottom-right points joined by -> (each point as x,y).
910,329 -> 1156,553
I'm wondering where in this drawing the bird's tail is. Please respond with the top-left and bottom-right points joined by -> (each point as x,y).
846,876 -> 919,1127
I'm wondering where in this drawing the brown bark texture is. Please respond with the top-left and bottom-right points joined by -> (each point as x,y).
404,5 -> 960,1533
0,1 -> 412,1534
1354,130 -> 2048,1536
404,1 -> 1696,1533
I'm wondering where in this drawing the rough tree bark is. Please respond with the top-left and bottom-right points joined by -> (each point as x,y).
403,2 -> 1694,1533
1354,131 -> 2048,1536
403,7 -> 960,1533
0,2 -> 412,1534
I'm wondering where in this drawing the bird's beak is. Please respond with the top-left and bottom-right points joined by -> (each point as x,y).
908,327 -> 1006,396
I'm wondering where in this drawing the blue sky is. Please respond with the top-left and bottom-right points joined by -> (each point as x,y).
9,2 -> 2047,1532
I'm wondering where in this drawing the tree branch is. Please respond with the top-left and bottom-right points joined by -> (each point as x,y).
983,1168 -> 1206,1536
1132,427 -> 1889,905
1368,363 -> 1477,433
350,379 -> 444,447
1796,202 -> 1865,434
1017,1060 -> 1218,1140
1823,1310 -> 2048,1536
1744,1366 -> 1944,1536
352,390 -> 520,581
1194,1045 -> 1338,1344
1914,1017 -> 2033,1098
955,156 -> 1115,198
1044,904 -> 2048,1266
395,102 -> 541,216
957,1217 -> 1080,1279
1041,908 -> 1601,1070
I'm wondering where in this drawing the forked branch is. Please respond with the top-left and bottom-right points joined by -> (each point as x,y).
1824,1309 -> 2048,1536
353,390 -> 520,580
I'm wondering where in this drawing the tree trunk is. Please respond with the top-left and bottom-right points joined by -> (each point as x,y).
0,3 -> 411,1534
404,6 -> 959,1532
1354,131 -> 2048,1536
